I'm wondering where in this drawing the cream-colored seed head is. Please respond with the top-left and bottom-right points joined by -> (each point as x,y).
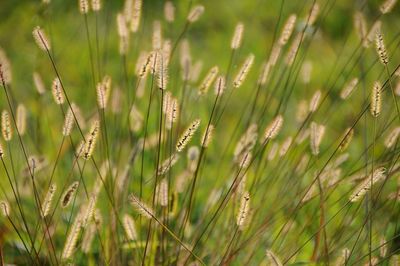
16,104 -> 26,136
1,110 -> 12,142
62,106 -> 75,136
33,72 -> 46,94
41,183 -> 56,218
309,90 -> 321,112
33,26 -> 51,51
285,33 -> 302,66
83,120 -> 100,160
233,54 -> 254,89
79,0 -> 89,14
350,167 -> 386,202
164,1 -> 175,22
187,5 -> 205,23
130,0 -> 142,32
91,0 -> 101,12
279,14 -> 297,45
128,194 -> 154,218
201,124 -> 215,148
52,77 -> 64,105
123,214 -> 137,240
214,76 -> 226,95
236,191 -> 250,229
354,12 -> 367,43
310,122 -> 325,155
380,0 -> 398,14
370,81 -> 382,117
340,78 -> 358,100
0,49 -> 12,85
152,20 -> 162,50
231,23 -> 244,50
199,66 -> 219,95
176,119 -> 201,152
0,201 -> 9,216
375,30 -> 388,65
263,115 -> 283,141
307,3 -> 320,26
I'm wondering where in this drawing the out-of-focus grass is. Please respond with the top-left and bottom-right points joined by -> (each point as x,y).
1,0 -> 400,264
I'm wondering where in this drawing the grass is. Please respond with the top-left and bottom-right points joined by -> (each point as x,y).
1,0 -> 400,265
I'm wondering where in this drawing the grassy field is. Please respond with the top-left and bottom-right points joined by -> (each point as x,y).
1,0 -> 400,265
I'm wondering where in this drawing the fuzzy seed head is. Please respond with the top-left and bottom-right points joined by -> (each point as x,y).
201,124 -> 214,148
81,195 -> 97,227
385,127 -> 400,148
370,81 -> 382,117
62,215 -> 82,259
52,77 -> 64,105
279,137 -> 293,157
354,12 -> 367,42
199,66 -> 219,95
350,167 -> 386,202
380,0 -> 398,14
62,181 -> 79,208
263,115 -> 283,141
233,54 -> 254,88
157,153 -> 180,176
128,194 -> 154,218
16,104 -> 26,136
0,142 -> 4,158
268,43 -> 282,66
83,120 -> 100,160
310,122 -> 325,155
96,82 -> 107,109
164,1 -> 175,22
0,49 -> 12,85
0,201 -> 9,217
33,72 -> 46,94
285,33 -> 302,66
187,5 -> 205,23
117,13 -> 128,38
157,178 -> 169,207
130,0 -> 142,32
156,52 -> 168,90
339,128 -> 354,152
307,3 -> 320,26
231,23 -> 244,50
33,26 -> 51,51
236,191 -> 250,229
152,20 -> 162,50
1,110 -> 12,142
91,0 -> 101,11
375,30 -> 388,65
176,119 -> 201,152
340,78 -> 358,100
62,107 -> 74,137
309,90 -> 321,112
41,183 -> 56,218
279,14 -> 297,45
79,0 -> 89,14
123,214 -> 137,240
